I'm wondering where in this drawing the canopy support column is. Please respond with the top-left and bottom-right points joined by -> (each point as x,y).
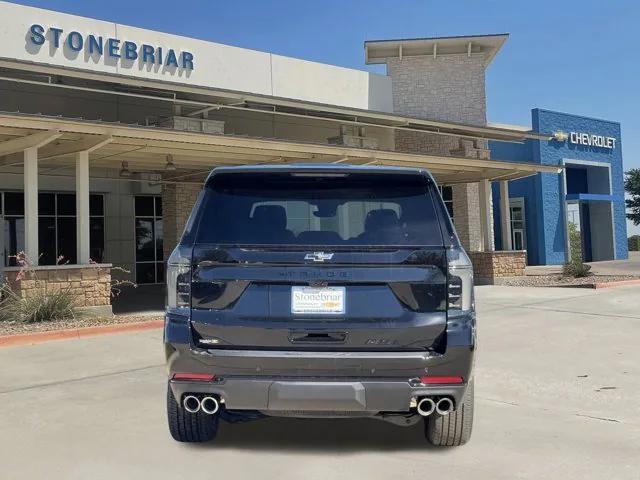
479,179 -> 494,252
76,150 -> 91,264
500,180 -> 513,250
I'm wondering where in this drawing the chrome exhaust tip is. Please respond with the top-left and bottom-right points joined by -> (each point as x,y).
416,398 -> 436,417
183,395 -> 201,413
200,396 -> 219,415
436,397 -> 454,415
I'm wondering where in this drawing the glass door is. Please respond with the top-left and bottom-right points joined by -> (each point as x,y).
509,199 -> 526,251
134,196 -> 163,284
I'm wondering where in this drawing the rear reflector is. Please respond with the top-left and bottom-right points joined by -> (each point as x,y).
420,376 -> 464,385
172,373 -> 215,382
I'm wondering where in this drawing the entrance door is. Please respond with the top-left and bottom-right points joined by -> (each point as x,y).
134,196 -> 163,284
509,198 -> 526,251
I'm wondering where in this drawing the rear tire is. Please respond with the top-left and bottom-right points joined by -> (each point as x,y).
425,379 -> 474,446
166,385 -> 219,442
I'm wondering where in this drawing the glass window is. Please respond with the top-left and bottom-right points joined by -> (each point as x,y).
57,217 -> 77,264
1,192 -> 105,266
135,218 -> 155,262
196,173 -> 443,247
135,262 -> 156,284
134,196 -> 163,284
57,193 -> 76,216
90,217 -> 105,263
38,217 -> 56,265
135,196 -> 155,217
4,192 -> 24,216
38,193 -> 55,215
154,196 -> 162,217
4,217 -> 24,266
90,194 -> 104,216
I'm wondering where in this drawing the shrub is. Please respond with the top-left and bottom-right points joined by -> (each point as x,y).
562,261 -> 592,278
0,284 -> 77,323
629,235 -> 640,252
567,221 -> 583,262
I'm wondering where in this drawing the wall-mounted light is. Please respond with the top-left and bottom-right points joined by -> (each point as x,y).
119,161 -> 132,177
165,154 -> 177,172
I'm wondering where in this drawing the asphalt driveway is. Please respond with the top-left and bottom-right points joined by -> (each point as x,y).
0,285 -> 638,479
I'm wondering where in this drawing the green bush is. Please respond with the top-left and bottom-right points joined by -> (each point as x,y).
562,261 -> 592,278
0,284 -> 77,323
567,221 -> 583,262
629,235 -> 640,252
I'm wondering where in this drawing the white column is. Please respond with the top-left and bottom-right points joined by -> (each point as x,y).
24,147 -> 39,265
478,179 -> 494,252
500,180 -> 513,251
75,150 -> 90,264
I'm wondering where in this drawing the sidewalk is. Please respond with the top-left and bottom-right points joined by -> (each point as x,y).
525,251 -> 640,276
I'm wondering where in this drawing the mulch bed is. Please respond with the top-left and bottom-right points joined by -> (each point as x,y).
0,313 -> 163,337
498,275 -> 640,288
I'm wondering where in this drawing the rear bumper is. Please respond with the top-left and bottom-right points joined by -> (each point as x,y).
164,310 -> 475,413
169,377 -> 468,413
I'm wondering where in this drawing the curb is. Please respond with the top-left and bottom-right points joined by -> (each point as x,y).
0,319 -> 164,348
590,279 -> 640,289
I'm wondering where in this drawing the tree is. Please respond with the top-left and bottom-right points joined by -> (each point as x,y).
625,169 -> 640,225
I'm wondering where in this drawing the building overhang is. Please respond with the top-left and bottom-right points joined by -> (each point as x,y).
0,112 -> 561,185
365,34 -> 509,66
0,60 -> 549,143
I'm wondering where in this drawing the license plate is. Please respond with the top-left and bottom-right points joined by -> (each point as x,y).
291,286 -> 345,315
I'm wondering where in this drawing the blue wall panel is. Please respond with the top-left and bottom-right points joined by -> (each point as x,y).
489,108 -> 628,265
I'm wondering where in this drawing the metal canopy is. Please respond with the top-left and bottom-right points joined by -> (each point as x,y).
0,112 -> 560,185
0,61 -> 549,143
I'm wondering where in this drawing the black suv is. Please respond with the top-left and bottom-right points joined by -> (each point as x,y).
165,164 -> 476,446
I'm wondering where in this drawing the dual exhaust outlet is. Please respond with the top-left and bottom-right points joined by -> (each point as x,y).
183,395 -> 220,415
416,397 -> 454,417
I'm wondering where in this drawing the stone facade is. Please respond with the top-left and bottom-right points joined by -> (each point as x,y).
162,178 -> 205,259
4,264 -> 112,308
469,251 -> 527,283
386,53 -> 491,252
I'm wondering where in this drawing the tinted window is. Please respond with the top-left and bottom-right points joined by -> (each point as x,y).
195,172 -> 443,246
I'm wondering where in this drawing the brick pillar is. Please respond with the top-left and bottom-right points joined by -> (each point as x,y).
162,179 -> 204,260
385,54 -> 493,252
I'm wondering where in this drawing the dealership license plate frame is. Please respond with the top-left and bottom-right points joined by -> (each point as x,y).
291,286 -> 346,315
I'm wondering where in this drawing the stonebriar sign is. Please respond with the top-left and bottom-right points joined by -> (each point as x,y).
28,24 -> 195,70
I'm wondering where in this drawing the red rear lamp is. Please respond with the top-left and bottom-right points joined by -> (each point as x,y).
172,373 -> 215,382
419,376 -> 464,385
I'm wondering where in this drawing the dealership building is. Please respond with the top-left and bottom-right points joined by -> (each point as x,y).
0,1 -> 628,313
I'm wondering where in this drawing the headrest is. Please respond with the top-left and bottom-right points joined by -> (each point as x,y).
365,209 -> 399,232
252,205 -> 287,230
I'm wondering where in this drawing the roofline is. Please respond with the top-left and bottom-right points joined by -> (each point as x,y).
365,33 -> 509,66
364,33 -> 510,45
0,59 -> 550,142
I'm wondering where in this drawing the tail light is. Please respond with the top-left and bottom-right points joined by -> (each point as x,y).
446,247 -> 473,312
167,246 -> 191,309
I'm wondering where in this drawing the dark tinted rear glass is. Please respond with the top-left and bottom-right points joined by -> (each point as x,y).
195,172 -> 444,246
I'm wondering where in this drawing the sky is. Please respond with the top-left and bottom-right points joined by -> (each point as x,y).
11,0 -> 640,234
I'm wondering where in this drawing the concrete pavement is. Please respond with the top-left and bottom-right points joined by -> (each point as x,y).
0,285 -> 638,479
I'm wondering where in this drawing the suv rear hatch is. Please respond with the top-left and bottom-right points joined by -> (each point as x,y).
187,169 -> 448,352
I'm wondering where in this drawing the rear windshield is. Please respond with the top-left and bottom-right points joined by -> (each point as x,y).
195,172 -> 444,246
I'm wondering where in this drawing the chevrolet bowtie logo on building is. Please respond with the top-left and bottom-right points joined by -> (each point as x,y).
304,252 -> 334,262
552,130 -> 569,142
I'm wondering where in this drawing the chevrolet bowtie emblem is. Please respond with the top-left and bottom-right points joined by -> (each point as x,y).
304,252 -> 334,262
